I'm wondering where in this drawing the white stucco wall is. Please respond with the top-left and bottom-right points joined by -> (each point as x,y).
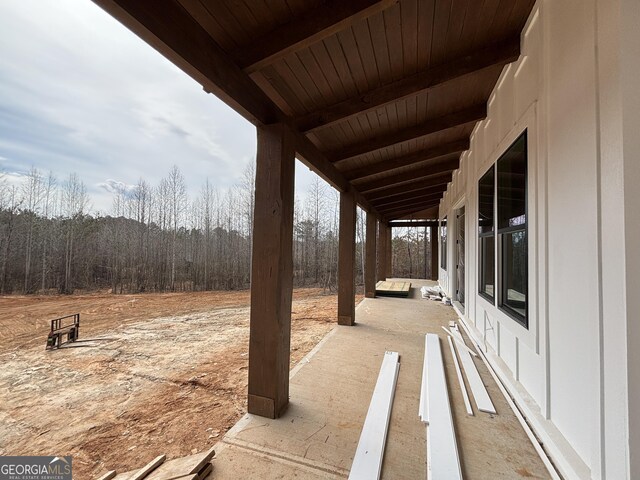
436,1 -> 638,478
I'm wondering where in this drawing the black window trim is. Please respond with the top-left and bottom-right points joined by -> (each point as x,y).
477,129 -> 529,329
478,164 -> 495,304
496,130 -> 528,328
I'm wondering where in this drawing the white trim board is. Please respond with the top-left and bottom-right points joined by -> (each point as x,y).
349,351 -> 400,480
420,335 -> 429,423
452,325 -> 496,414
425,334 -> 463,480
447,335 -> 474,416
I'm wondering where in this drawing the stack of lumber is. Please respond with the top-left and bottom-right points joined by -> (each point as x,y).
96,447 -> 214,480
375,281 -> 411,297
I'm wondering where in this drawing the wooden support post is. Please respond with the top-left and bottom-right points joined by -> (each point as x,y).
365,213 -> 377,298
377,222 -> 387,281
338,188 -> 357,325
248,123 -> 295,419
386,226 -> 393,278
430,225 -> 439,281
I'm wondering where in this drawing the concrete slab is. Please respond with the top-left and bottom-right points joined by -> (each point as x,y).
209,280 -> 551,479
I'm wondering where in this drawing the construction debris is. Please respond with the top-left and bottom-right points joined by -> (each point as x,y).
375,281 -> 411,297
97,448 -> 214,480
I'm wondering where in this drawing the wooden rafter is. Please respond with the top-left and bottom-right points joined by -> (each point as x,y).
377,197 -> 442,214
364,174 -> 452,200
328,105 -> 486,163
295,39 -> 520,133
369,185 -> 448,205
373,191 -> 444,209
232,0 -> 397,73
343,139 -> 469,181
383,202 -> 442,220
388,220 -> 440,228
356,159 -> 460,193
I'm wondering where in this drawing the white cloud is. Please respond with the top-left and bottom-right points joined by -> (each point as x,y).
96,179 -> 138,197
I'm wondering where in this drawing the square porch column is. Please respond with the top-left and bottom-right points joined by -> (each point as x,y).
386,225 -> 392,278
338,188 -> 356,325
430,224 -> 439,281
365,213 -> 377,298
377,222 -> 387,281
248,123 -> 295,419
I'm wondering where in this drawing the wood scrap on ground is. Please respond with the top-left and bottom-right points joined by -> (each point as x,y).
375,281 -> 411,297
96,448 -> 214,480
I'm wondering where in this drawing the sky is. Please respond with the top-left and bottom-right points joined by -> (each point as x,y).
0,0 -> 319,214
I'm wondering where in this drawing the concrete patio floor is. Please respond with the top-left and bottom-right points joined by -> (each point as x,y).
209,279 -> 551,479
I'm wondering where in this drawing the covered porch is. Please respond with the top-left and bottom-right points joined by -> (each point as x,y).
88,0 -> 559,477
211,279 -> 551,478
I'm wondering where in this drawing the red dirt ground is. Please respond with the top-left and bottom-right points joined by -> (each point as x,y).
0,288 -> 362,479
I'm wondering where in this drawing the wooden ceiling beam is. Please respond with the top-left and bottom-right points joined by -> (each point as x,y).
329,104 -> 486,163
377,197 -> 442,214
356,159 -> 459,193
92,0 -> 384,219
343,139 -> 469,181
296,38 -> 520,133
233,0 -> 398,73
373,191 -> 444,209
369,185 -> 448,205
364,174 -> 452,200
388,220 -> 440,228
93,0 -> 280,125
382,202 -> 442,220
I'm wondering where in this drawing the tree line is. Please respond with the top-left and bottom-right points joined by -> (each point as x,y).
0,165 -> 434,295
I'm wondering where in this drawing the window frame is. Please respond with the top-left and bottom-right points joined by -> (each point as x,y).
496,132 -> 528,327
478,165 -> 495,303
440,217 -> 447,270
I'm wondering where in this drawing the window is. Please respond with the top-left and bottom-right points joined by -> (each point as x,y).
477,131 -> 528,327
497,132 -> 527,326
478,166 -> 495,300
440,217 -> 447,270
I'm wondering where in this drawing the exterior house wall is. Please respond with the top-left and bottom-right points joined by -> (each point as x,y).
436,1 -> 638,478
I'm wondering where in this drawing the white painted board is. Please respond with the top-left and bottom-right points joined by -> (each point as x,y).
452,326 -> 496,414
447,335 -> 474,416
419,335 -> 429,423
349,351 -> 400,480
425,334 -> 463,480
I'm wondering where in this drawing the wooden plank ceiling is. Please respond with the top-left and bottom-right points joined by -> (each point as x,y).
93,0 -> 535,221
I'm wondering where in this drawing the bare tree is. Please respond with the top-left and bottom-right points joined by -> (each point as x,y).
60,173 -> 88,294
166,166 -> 187,291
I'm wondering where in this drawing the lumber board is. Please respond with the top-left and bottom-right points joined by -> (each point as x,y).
129,455 -> 166,480
447,335 -> 474,416
96,471 -> 117,480
349,351 -> 400,480
375,281 -> 411,297
145,448 -> 215,480
419,334 -> 428,423
195,462 -> 212,480
452,326 -> 496,414
441,327 -> 478,357
425,334 -> 463,480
